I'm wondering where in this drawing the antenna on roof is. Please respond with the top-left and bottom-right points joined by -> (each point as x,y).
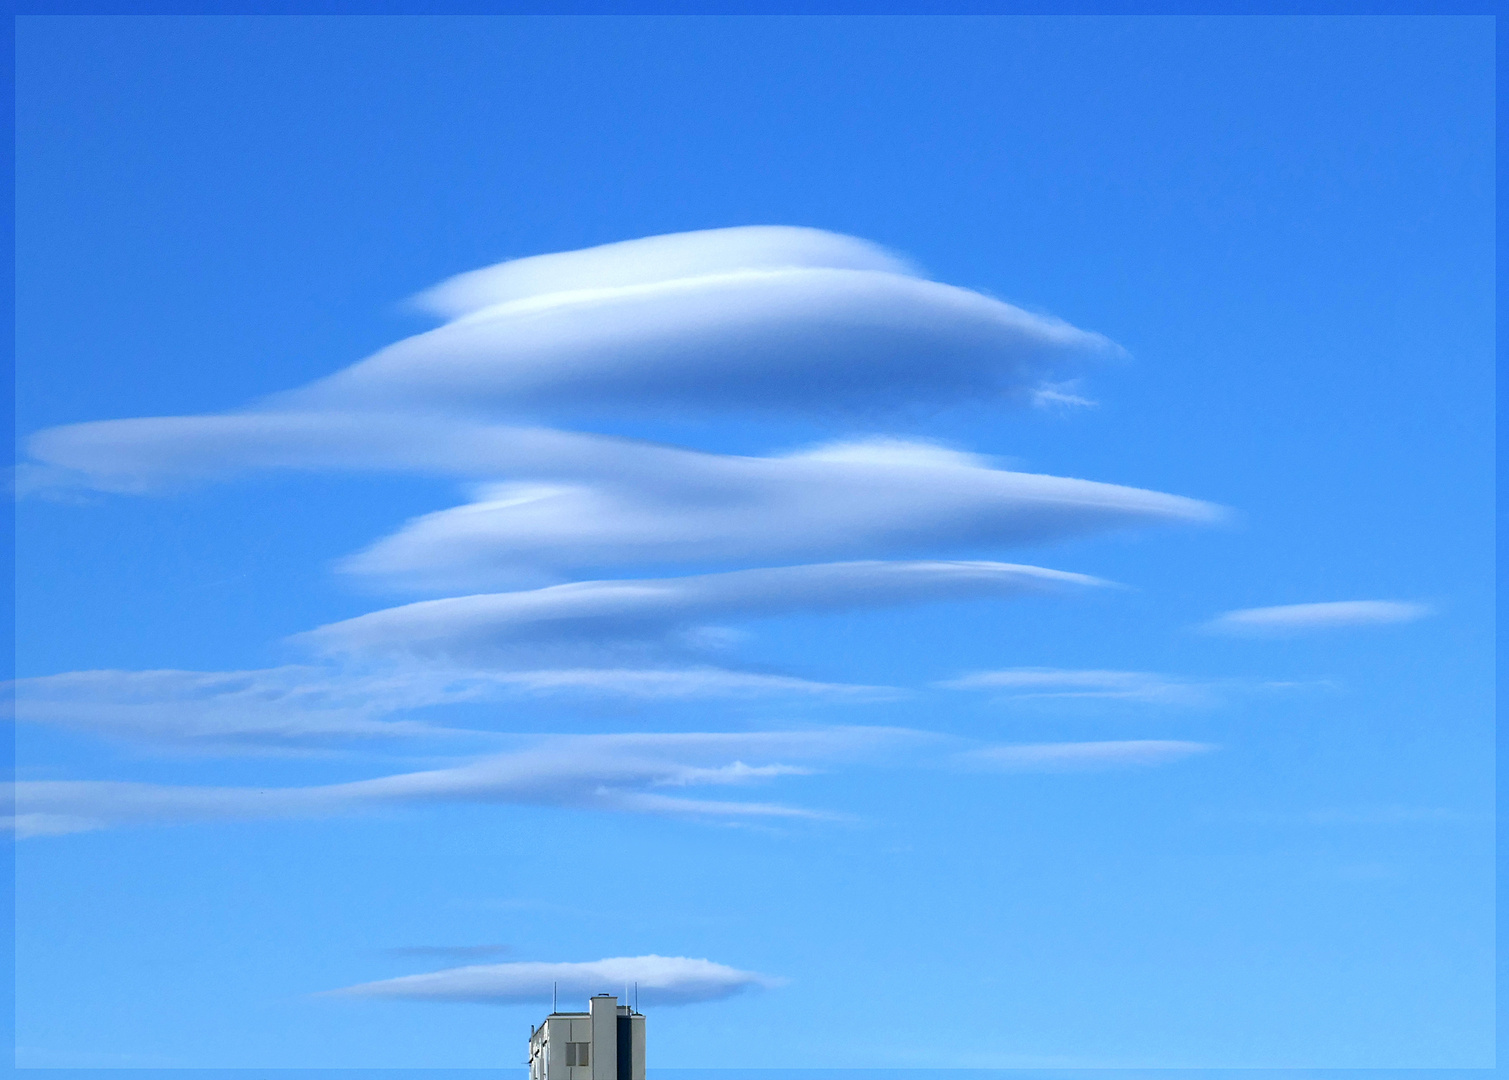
634,981 -> 639,1013
552,981 -> 558,1013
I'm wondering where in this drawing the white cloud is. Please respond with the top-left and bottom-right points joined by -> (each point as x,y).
288,266 -> 1115,418
1203,600 -> 1431,636
960,740 -> 1214,771
9,727 -> 1216,838
329,954 -> 777,1006
337,441 -> 1217,591
299,560 -> 1105,666
8,666 -> 486,750
9,664 -> 884,752
473,668 -> 893,700
411,225 -> 917,318
24,229 -> 1115,490
24,422 -> 1218,590
939,667 -> 1216,706
10,727 -> 927,837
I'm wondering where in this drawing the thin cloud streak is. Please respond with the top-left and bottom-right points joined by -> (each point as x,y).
330,954 -> 778,1006
1204,600 -> 1431,636
11,728 -> 1217,839
10,727 -> 931,837
299,560 -> 1106,667
960,740 -> 1215,771
939,668 -> 1218,706
10,666 -> 890,751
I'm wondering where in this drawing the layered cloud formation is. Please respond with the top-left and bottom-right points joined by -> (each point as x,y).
15,227 -> 1228,850
287,225 -> 1119,418
11,727 -> 1215,838
330,954 -> 776,1006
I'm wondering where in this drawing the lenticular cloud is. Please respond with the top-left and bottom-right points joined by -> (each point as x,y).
329,954 -> 776,1006
26,225 -> 1123,496
17,225 -> 1223,841
412,225 -> 920,317
291,265 -> 1114,416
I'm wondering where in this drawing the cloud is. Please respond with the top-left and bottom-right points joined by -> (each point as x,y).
939,667 -> 1217,706
9,664 -> 885,752
411,225 -> 918,318
24,420 -> 1218,588
1203,600 -> 1431,636
8,666 -> 484,750
959,740 -> 1214,771
8,727 -> 1214,838
299,560 -> 1105,667
329,954 -> 777,1006
13,560 -> 1091,751
10,727 -> 928,837
288,266 -> 1115,419
337,440 -> 1218,591
23,228 -> 1117,494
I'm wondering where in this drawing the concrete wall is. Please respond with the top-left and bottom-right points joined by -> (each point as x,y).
532,998 -> 643,1080
629,1013 -> 646,1080
589,996 -> 618,1080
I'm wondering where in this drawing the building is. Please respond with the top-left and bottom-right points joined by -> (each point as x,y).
529,994 -> 645,1080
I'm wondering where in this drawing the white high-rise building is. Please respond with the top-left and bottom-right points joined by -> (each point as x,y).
529,994 -> 645,1080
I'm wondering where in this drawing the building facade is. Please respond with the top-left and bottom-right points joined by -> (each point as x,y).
529,994 -> 645,1080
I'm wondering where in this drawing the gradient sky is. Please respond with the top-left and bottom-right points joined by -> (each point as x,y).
12,14 -> 1494,1072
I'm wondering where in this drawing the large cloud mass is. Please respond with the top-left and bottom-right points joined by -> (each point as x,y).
290,266 -> 1114,417
15,226 -> 1225,845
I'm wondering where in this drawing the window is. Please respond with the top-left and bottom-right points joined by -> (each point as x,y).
566,1043 -> 590,1067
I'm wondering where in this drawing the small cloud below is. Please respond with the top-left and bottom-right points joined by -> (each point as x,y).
1202,600 -> 1431,637
327,954 -> 779,1006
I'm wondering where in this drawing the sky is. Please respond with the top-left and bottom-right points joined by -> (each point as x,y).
10,13 -> 1495,1073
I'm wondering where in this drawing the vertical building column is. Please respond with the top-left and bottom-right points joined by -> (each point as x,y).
589,995 -> 618,1080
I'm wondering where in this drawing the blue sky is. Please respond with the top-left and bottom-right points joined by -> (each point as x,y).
12,14 -> 1494,1072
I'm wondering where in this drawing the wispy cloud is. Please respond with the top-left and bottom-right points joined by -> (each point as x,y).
10,727 -> 929,837
10,659 -> 897,753
329,954 -> 778,1006
959,740 -> 1214,771
939,668 -> 1218,706
10,726 -> 1215,838
1203,600 -> 1431,636
300,560 -> 1105,666
8,666 -> 491,751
